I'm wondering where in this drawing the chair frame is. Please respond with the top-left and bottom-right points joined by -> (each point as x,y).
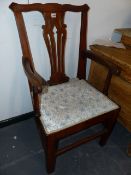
10,3 -> 120,173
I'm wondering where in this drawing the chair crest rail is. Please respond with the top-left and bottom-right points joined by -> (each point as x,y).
9,3 -> 89,13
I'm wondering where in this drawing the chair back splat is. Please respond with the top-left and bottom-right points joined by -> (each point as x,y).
9,3 -> 89,85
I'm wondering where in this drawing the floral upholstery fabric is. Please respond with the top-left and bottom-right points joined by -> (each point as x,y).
40,79 -> 118,134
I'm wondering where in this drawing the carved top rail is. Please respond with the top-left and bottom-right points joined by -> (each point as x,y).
9,3 -> 89,13
9,3 -> 89,85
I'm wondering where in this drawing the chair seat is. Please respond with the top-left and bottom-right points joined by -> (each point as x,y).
40,79 -> 118,134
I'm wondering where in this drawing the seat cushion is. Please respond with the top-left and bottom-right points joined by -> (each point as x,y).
40,79 -> 119,134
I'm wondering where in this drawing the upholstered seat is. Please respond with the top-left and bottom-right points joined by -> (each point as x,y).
40,79 -> 118,134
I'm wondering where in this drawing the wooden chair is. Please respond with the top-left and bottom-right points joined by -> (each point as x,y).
9,3 -> 120,173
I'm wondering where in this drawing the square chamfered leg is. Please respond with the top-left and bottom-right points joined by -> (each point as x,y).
45,135 -> 59,174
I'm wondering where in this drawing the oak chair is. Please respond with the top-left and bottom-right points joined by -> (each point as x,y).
10,3 -> 120,173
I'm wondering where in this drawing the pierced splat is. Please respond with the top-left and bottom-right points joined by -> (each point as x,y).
42,12 -> 69,85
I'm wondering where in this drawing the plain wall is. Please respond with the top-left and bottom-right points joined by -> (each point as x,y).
0,0 -> 131,121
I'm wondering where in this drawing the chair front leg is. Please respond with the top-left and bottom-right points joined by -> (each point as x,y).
45,135 -> 59,174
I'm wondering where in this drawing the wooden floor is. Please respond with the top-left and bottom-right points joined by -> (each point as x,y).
0,118 -> 130,175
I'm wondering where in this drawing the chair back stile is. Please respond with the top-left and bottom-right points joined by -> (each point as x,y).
77,7 -> 88,79
10,6 -> 35,72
